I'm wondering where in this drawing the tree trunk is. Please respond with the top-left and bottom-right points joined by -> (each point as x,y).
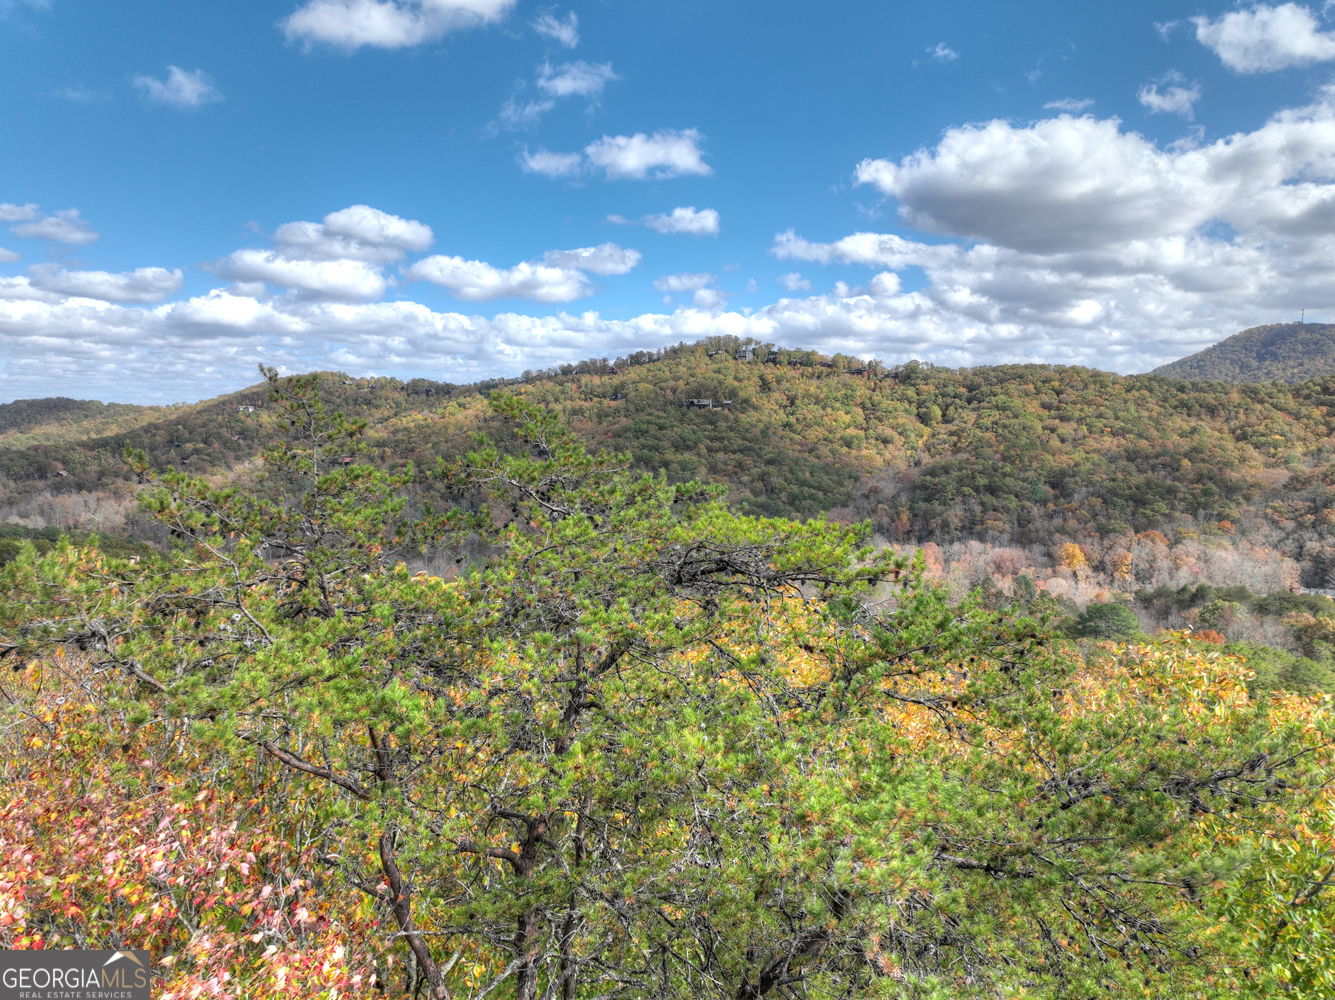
514,908 -> 539,1000
379,831 -> 450,1000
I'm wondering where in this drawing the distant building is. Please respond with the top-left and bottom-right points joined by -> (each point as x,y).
235,405 -> 255,413
736,347 -> 755,362
610,393 -> 627,401
686,398 -> 712,409
718,400 -> 733,408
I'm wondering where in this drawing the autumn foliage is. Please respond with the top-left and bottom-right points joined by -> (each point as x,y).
1,370 -> 1333,1000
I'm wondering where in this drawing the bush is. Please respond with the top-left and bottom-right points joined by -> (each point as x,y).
1074,601 -> 1142,640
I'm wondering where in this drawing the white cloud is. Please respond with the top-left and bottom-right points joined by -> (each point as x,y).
282,0 -> 515,49
273,204 -> 434,262
583,129 -> 711,180
27,265 -> 183,303
216,250 -> 390,301
691,288 -> 728,309
1194,3 -> 1335,73
1043,97 -> 1093,111
640,206 -> 720,236
0,248 -> 18,263
520,148 -> 584,177
536,60 -> 616,98
1137,72 -> 1201,119
23,93 -> 1335,400
496,60 -> 616,130
532,9 -> 578,47
541,243 -> 641,275
928,42 -> 959,61
850,103 -> 1335,253
778,272 -> 811,292
652,272 -> 727,308
209,205 -> 434,301
653,272 -> 716,293
132,67 -> 223,108
406,256 -> 590,302
407,241 -> 639,301
0,204 -> 37,222
523,130 -> 712,181
695,88 -> 1335,370
496,95 -> 556,130
10,209 -> 100,245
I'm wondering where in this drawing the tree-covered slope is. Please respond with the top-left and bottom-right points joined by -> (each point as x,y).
9,338 -> 1335,582
0,396 -> 166,449
1150,322 -> 1335,383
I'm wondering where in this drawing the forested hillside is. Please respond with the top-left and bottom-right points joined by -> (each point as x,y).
8,336 -> 1335,586
1151,322 -> 1335,383
1,377 -> 1332,999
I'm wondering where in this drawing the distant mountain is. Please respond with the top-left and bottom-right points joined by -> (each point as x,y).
0,397 -> 165,450
1151,323 -> 1335,384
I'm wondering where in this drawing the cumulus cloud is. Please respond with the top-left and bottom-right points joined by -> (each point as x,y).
536,60 -> 616,98
533,9 -> 577,47
928,42 -> 959,61
406,256 -> 590,302
639,206 -> 720,236
540,242 -> 641,275
0,248 -> 17,263
27,265 -> 183,303
692,89 -> 1335,370
272,204 -> 434,263
1043,97 -> 1093,111
1194,3 -> 1335,73
850,103 -> 1335,253
528,130 -> 712,181
216,250 -> 389,301
132,66 -> 222,108
1137,72 -> 1201,119
10,208 -> 99,245
585,129 -> 711,180
408,242 -> 639,301
210,205 -> 433,300
0,204 -> 38,222
282,0 -> 516,50
778,272 -> 811,292
653,271 -> 727,308
23,94 -> 1335,400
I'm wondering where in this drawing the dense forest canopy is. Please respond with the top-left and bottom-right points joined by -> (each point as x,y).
1,371 -> 1333,999
1152,323 -> 1335,385
8,336 -> 1335,585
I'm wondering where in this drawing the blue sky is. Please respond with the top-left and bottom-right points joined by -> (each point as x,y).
3,0 -> 1335,401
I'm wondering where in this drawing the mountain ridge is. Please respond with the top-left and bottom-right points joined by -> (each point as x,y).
1150,322 -> 1335,384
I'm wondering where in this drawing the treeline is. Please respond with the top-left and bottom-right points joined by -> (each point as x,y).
9,342 -> 1335,586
